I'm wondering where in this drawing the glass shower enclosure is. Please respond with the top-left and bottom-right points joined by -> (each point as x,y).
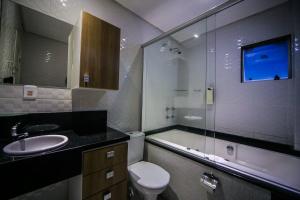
142,16 -> 216,155
142,0 -> 300,195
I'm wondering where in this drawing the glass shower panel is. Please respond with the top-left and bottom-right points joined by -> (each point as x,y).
143,36 -> 179,131
170,19 -> 208,131
143,19 -> 210,155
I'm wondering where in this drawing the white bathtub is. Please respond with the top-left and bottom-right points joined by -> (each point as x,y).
146,129 -> 300,194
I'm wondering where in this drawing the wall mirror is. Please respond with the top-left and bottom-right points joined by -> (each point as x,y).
0,0 -> 73,88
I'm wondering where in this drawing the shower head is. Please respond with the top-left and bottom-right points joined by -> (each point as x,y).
169,47 -> 182,55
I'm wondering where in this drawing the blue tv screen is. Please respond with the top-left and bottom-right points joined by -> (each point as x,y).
241,36 -> 291,83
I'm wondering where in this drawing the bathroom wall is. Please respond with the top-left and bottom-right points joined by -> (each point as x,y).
213,2 -> 295,145
8,0 -> 161,132
20,32 -> 68,87
0,85 -> 71,114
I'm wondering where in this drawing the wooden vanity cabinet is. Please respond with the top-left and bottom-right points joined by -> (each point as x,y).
82,143 -> 128,200
68,11 -> 120,90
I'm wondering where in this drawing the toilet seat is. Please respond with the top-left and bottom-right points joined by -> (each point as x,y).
128,161 -> 170,189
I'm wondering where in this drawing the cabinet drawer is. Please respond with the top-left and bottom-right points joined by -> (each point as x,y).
83,143 -> 127,175
85,181 -> 127,200
83,163 -> 127,198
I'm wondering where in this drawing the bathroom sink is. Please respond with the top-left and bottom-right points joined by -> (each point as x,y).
3,135 -> 68,156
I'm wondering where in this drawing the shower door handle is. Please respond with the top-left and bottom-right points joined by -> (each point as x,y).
206,87 -> 214,105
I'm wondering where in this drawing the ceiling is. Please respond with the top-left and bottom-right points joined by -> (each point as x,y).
21,6 -> 73,43
114,0 -> 228,32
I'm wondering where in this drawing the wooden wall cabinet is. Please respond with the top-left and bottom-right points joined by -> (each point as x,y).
68,11 -> 120,90
82,143 -> 128,200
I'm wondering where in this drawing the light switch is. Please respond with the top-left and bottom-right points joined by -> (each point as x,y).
23,85 -> 38,100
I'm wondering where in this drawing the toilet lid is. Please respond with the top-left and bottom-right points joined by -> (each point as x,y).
128,161 -> 170,189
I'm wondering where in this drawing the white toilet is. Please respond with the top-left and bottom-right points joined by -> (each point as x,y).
126,132 -> 170,200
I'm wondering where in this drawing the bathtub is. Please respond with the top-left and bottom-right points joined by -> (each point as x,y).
146,129 -> 300,195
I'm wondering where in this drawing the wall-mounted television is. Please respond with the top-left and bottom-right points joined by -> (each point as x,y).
241,35 -> 291,83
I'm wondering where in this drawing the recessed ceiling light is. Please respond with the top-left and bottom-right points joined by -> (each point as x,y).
62,2 -> 66,6
193,34 -> 199,38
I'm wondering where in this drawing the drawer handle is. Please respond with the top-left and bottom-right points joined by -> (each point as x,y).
103,192 -> 112,200
106,170 -> 114,180
106,151 -> 115,158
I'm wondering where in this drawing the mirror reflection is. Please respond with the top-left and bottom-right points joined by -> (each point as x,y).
0,0 -> 72,88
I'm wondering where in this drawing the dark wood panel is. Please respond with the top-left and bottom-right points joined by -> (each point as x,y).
85,181 -> 127,200
80,11 -> 120,89
82,163 -> 127,199
83,143 -> 127,175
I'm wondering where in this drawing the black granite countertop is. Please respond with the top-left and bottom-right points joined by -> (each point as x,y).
0,127 -> 129,199
0,127 -> 129,165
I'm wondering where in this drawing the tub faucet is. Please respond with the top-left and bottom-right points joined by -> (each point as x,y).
11,122 -> 29,139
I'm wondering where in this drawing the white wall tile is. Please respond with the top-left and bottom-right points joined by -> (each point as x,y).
214,2 -> 294,144
37,87 -> 71,100
0,85 -> 71,114
0,85 -> 23,98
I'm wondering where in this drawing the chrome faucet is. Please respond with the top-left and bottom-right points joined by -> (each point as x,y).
11,122 -> 29,151
11,122 -> 28,138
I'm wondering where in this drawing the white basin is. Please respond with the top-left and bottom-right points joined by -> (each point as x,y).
3,135 -> 68,156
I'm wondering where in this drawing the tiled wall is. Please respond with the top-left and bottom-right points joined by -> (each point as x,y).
214,2 -> 294,145
0,85 -> 71,114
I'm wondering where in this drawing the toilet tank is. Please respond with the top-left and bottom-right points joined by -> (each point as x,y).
125,132 -> 145,165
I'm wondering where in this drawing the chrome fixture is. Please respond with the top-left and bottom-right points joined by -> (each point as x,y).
11,122 -> 29,151
169,47 -> 182,55
166,115 -> 175,119
166,106 -> 176,119
11,122 -> 28,139
200,172 -> 219,193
